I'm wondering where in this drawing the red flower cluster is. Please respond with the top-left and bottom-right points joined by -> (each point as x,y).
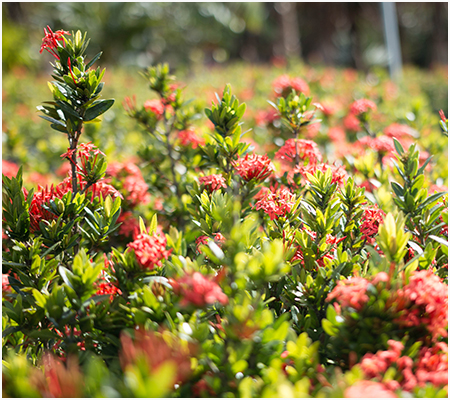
117,211 -> 140,237
195,232 -> 226,254
343,113 -> 361,131
144,99 -> 165,116
233,153 -> 275,182
120,330 -> 194,385
394,269 -> 448,341
326,276 -> 370,310
345,381 -> 397,398
360,205 -> 386,244
2,274 -> 11,298
2,160 -> 19,178
355,135 -> 395,155
95,281 -> 122,301
39,25 -> 70,60
359,339 -> 448,392
294,163 -> 348,185
29,180 -> 71,232
384,123 -> 416,139
275,139 -> 322,165
350,98 -> 377,116
178,129 -> 205,149
106,161 -> 151,207
76,142 -> 106,177
254,187 -> 296,220
292,231 -> 345,268
170,272 -> 228,307
127,232 -> 172,270
272,74 -> 310,97
199,174 -> 227,192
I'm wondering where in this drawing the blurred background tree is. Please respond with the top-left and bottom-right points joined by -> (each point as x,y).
2,2 -> 448,72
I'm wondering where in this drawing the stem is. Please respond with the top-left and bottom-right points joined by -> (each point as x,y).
162,115 -> 181,199
294,128 -> 300,165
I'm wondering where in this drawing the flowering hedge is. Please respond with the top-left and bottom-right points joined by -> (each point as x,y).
2,28 -> 448,398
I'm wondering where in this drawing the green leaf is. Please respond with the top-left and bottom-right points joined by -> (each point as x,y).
393,137 -> 404,155
86,51 -> 103,69
428,235 -> 448,247
84,99 -> 115,121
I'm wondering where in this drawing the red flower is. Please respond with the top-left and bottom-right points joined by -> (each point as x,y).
275,139 -> 322,165
384,123 -> 416,139
350,99 -> 377,116
254,187 -> 296,220
2,274 -> 11,298
294,163 -> 348,185
117,211 -> 140,237
170,271 -> 228,307
144,99 -> 165,116
394,269 -> 448,341
178,129 -> 205,149
106,161 -> 150,207
273,74 -> 310,97
95,281 -> 122,301
128,232 -> 172,270
355,135 -> 395,155
2,160 -> 19,178
120,329 -> 194,385
39,26 -> 70,60
195,232 -> 226,254
326,276 -> 370,310
345,380 -> 398,398
199,174 -> 227,192
233,153 -> 275,182
360,205 -> 386,244
343,113 -> 361,131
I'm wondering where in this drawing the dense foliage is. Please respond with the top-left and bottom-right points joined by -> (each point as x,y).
2,28 -> 448,398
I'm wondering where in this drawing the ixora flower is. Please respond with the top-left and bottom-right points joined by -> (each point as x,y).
275,138 -> 322,165
233,153 -> 275,182
2,160 -> 19,178
350,98 -> 377,116
120,329 -> 194,385
195,232 -> 226,254
272,74 -> 310,97
344,380 -> 398,398
326,276 -> 370,311
294,162 -> 348,185
127,231 -> 172,270
360,205 -> 386,244
199,174 -> 227,192
39,26 -> 70,60
144,99 -> 165,116
169,271 -> 228,307
394,269 -> 448,341
254,187 -> 296,220
178,129 -> 205,149
29,178 -> 122,232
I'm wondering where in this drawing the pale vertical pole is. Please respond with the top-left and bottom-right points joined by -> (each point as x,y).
381,2 -> 403,81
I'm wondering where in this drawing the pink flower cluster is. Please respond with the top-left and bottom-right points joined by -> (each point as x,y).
144,99 -> 165,117
199,174 -> 227,192
2,160 -> 19,178
359,339 -> 448,392
117,211 -> 140,237
170,272 -> 228,307
345,380 -> 397,398
394,269 -> 448,341
95,281 -> 122,301
275,139 -> 322,165
384,123 -> 416,139
254,187 -> 296,220
360,205 -> 386,244
326,276 -> 370,310
350,98 -> 377,116
355,135 -> 395,155
294,163 -> 348,185
195,232 -> 226,254
178,129 -> 205,149
272,74 -> 310,97
127,232 -> 172,270
106,161 -> 151,207
233,153 -> 275,182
